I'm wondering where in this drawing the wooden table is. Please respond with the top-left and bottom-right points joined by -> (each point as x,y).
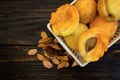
0,0 -> 120,79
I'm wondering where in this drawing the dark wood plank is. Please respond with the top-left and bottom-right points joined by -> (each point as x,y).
0,46 -> 120,79
0,0 -> 73,45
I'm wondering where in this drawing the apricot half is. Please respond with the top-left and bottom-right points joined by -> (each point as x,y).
50,4 -> 79,37
78,27 -> 109,62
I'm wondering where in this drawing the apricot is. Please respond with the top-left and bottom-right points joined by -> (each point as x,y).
63,23 -> 88,51
74,0 -> 97,24
50,4 -> 79,37
78,27 -> 109,62
90,16 -> 118,38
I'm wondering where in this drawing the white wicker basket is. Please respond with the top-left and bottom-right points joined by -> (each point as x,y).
47,0 -> 120,67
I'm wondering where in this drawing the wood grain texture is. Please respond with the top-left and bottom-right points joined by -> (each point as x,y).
0,0 -> 73,45
0,0 -> 120,80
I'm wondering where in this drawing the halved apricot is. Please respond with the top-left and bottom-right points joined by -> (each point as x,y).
78,27 -> 109,62
50,4 -> 79,37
